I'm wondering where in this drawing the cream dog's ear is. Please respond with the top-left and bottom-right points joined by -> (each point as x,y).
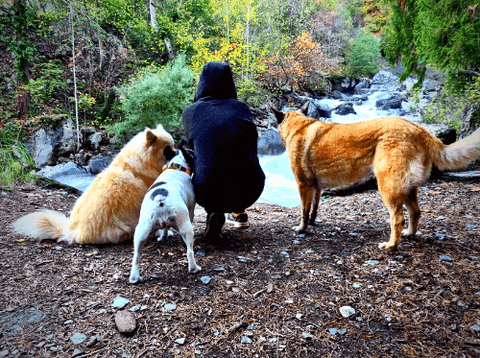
145,130 -> 157,146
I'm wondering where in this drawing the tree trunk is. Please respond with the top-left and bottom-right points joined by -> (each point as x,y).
163,36 -> 174,61
13,1 -> 30,119
15,80 -> 30,120
150,0 -> 158,32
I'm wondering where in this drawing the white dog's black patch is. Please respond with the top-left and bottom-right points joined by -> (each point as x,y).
149,181 -> 167,191
151,188 -> 168,199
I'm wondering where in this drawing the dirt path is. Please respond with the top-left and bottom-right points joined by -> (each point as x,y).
1,176 -> 480,357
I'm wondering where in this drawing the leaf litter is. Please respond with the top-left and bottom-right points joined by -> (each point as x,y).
0,176 -> 479,357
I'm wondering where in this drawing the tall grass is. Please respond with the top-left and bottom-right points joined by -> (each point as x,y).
0,123 -> 36,187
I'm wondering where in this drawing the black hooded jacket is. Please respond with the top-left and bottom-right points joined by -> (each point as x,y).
182,62 -> 265,213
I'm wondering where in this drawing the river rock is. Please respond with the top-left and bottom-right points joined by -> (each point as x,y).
257,128 -> 285,155
375,96 -> 405,110
332,90 -> 345,100
335,103 -> 356,116
422,124 -> 457,145
115,311 -> 136,335
310,99 -> 332,118
354,81 -> 370,93
370,70 -> 401,92
87,155 -> 111,175
88,132 -> 104,150
339,306 -> 356,318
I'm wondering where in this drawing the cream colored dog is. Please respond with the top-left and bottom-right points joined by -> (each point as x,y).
273,104 -> 480,250
12,124 -> 174,244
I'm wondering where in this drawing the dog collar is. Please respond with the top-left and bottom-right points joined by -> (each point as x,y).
162,163 -> 192,176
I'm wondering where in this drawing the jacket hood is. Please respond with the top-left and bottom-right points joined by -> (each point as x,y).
194,62 -> 237,102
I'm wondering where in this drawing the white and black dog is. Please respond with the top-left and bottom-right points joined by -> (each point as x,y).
129,145 -> 201,284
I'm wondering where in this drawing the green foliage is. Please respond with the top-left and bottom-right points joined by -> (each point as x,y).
236,78 -> 269,107
114,55 -> 195,139
0,123 -> 36,186
0,69 -> 16,120
348,30 -> 382,76
94,87 -> 122,126
382,0 -> 480,91
23,59 -> 67,115
0,1 -> 38,83
361,0 -> 391,33
410,87 -> 465,134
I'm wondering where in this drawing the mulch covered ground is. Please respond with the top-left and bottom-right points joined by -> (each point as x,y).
1,174 -> 480,357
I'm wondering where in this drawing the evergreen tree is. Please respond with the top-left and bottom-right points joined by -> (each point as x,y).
348,29 -> 382,77
382,0 -> 480,89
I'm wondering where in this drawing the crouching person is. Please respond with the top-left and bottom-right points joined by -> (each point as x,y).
182,61 -> 265,241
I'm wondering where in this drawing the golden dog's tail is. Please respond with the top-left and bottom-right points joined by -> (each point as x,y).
11,210 -> 73,244
434,128 -> 480,171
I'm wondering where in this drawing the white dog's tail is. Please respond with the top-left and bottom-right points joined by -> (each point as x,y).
11,210 -> 72,243
434,128 -> 480,171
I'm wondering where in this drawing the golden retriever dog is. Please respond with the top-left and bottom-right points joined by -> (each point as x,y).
273,104 -> 480,250
12,124 -> 175,244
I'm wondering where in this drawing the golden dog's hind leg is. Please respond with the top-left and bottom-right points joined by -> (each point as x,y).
376,170 -> 407,250
308,186 -> 321,226
404,187 -> 421,237
296,183 -> 315,233
378,196 -> 406,250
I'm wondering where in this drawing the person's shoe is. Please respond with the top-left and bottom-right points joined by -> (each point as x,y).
203,213 -> 225,242
226,212 -> 249,228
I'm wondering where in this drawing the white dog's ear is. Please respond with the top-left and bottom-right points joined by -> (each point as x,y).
179,147 -> 195,169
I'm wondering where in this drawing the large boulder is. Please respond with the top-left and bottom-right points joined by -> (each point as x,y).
257,128 -> 285,155
27,118 -> 109,169
375,95 -> 405,110
370,70 -> 401,92
29,118 -> 77,168
308,100 -> 332,119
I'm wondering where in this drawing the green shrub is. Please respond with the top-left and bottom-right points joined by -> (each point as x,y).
410,87 -> 465,136
410,75 -> 480,137
114,55 -> 195,139
237,78 -> 269,108
348,29 -> 382,77
0,123 -> 36,187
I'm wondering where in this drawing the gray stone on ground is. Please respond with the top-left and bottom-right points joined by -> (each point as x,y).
0,307 -> 46,334
115,311 -> 136,335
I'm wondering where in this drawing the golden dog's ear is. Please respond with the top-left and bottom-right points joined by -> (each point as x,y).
272,107 -> 285,125
300,102 -> 310,116
145,130 -> 157,146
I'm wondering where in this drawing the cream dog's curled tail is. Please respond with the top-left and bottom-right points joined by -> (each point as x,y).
11,210 -> 73,244
435,128 -> 480,170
